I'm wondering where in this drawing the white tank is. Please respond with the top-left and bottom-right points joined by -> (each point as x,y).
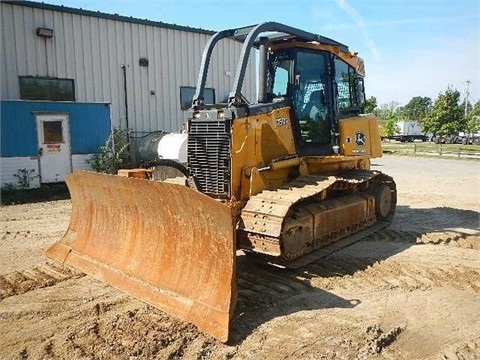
137,132 -> 188,163
157,133 -> 188,163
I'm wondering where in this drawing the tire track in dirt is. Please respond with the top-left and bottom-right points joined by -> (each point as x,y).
233,307 -> 409,360
438,338 -> 480,360
367,229 -> 480,249
231,230 -> 479,344
1,230 -> 43,239
294,230 -> 480,293
0,262 -> 84,299
417,232 -> 480,249
304,255 -> 480,293
2,229 -> 478,358
233,244 -> 479,359
235,230 -> 479,313
235,259 -> 317,314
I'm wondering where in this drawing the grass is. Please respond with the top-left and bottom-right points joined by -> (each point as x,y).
0,183 -> 70,206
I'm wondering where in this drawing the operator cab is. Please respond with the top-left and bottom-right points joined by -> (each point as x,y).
267,46 -> 366,156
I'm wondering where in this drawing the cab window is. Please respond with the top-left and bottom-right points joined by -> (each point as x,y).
267,50 -> 291,99
272,64 -> 289,96
294,50 -> 330,145
334,57 -> 364,113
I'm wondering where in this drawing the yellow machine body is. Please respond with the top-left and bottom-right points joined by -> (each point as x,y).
231,109 -> 382,200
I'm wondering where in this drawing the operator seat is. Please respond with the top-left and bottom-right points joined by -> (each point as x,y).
303,90 -> 327,121
300,89 -> 330,144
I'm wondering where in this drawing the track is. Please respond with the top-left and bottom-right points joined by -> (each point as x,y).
238,170 -> 396,265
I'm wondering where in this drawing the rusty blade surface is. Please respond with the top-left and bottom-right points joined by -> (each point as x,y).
46,171 -> 236,342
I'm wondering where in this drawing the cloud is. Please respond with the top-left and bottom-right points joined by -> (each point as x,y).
335,0 -> 381,61
336,0 -> 366,28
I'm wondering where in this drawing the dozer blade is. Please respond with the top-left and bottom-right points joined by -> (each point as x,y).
46,171 -> 236,342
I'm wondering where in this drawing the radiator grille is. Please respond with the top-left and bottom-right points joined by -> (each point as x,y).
187,120 -> 231,197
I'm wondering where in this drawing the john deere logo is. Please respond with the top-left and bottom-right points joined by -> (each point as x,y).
355,131 -> 366,146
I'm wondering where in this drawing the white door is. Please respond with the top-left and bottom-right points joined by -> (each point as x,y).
36,113 -> 72,183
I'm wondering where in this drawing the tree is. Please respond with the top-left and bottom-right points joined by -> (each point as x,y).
363,96 -> 377,113
402,96 -> 432,121
375,101 -> 400,137
465,101 -> 480,135
420,87 -> 463,136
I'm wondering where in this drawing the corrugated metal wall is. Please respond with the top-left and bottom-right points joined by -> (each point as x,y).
0,2 -> 257,133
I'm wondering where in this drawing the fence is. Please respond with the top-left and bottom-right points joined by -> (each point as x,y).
382,142 -> 480,159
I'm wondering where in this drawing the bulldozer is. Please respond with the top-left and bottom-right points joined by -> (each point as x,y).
46,22 -> 396,342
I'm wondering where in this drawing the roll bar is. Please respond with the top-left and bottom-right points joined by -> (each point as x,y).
191,22 -> 349,108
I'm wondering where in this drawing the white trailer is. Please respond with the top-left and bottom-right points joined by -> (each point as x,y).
392,121 -> 428,142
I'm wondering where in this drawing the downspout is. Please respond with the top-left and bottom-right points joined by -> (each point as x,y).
121,64 -> 130,142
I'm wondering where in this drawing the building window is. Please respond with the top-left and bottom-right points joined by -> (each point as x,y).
19,76 -> 75,101
180,86 -> 215,110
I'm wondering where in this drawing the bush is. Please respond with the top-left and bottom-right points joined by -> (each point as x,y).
88,127 -> 130,174
13,168 -> 38,189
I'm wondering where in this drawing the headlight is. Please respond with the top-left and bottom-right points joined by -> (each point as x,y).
217,111 -> 225,119
193,112 -> 201,119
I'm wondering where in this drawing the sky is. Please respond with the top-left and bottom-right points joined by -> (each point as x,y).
40,0 -> 479,106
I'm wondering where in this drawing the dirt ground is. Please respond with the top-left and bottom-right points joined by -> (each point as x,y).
1,155 -> 479,360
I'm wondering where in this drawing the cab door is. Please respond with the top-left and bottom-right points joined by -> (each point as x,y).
292,49 -> 333,155
36,113 -> 72,183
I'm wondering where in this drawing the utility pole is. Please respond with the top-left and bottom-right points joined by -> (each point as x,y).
464,80 -> 471,117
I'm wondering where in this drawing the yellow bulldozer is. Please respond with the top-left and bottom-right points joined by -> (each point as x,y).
46,22 -> 396,342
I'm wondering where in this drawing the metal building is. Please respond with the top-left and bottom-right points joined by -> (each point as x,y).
0,1 -> 256,188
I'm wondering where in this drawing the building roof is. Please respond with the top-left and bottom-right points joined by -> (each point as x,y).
2,1 -> 215,35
